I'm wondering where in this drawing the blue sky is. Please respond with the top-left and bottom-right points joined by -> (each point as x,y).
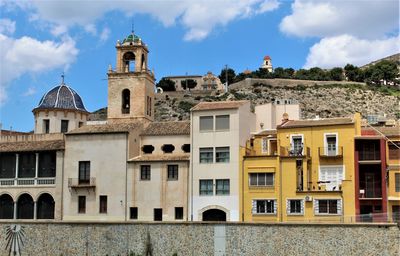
0,0 -> 399,132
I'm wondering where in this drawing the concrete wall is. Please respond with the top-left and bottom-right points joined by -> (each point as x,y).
0,222 -> 397,256
34,110 -> 87,134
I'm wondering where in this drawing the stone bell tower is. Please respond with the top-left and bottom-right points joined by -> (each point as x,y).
107,32 -> 155,122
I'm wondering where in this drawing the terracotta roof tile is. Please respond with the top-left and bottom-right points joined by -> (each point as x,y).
67,121 -> 143,135
278,118 -> 354,129
0,140 -> 64,152
362,126 -> 400,137
255,130 -> 277,136
141,121 -> 190,136
191,100 -> 249,111
129,154 -> 190,162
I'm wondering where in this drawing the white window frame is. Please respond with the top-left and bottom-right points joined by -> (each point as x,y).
318,165 -> 345,191
215,115 -> 230,131
290,134 -> 304,155
248,172 -> 274,187
286,199 -> 305,215
314,198 -> 342,215
199,116 -> 214,132
324,132 -> 338,156
252,199 -> 277,215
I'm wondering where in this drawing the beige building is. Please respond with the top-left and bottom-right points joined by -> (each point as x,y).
164,71 -> 224,91
128,121 -> 190,221
261,55 -> 273,73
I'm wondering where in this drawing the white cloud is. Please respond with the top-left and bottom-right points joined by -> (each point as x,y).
0,18 -> 15,35
0,34 -> 78,104
2,0 -> 280,41
280,0 -> 399,39
22,86 -> 36,97
99,27 -> 110,42
304,35 -> 400,68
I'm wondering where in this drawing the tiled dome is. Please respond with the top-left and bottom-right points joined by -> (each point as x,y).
33,83 -> 88,112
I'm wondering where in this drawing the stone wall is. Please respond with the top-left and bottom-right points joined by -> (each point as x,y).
0,222 -> 398,256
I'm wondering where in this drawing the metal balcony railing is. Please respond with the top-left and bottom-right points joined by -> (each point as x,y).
280,146 -> 310,157
68,178 -> 96,188
358,151 -> 380,161
0,177 -> 55,186
318,147 -> 343,157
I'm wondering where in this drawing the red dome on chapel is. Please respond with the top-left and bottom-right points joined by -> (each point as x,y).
263,55 -> 271,60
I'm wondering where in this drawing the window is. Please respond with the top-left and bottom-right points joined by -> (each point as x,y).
175,207 -> 184,220
99,195 -> 107,214
18,153 -> 36,178
142,145 -> 155,154
249,173 -> 274,186
122,89 -> 130,114
319,166 -> 344,191
200,116 -> 213,131
78,196 -> 86,214
216,179 -> 230,195
38,152 -> 56,177
0,153 -> 16,178
315,199 -> 341,215
130,207 -> 138,219
167,165 -> 178,180
43,119 -> 50,134
147,96 -> 152,116
290,135 -> 303,155
140,165 -> 151,180
154,208 -> 162,221
325,134 -> 337,156
78,161 -> 90,184
61,120 -> 69,133
252,200 -> 276,214
200,148 -> 213,163
216,115 -> 229,130
162,144 -> 175,153
216,147 -> 230,163
389,142 -> 400,160
287,199 -> 304,215
199,179 -> 213,195
78,122 -> 84,128
262,138 -> 268,153
181,144 -> 190,153
396,173 -> 400,192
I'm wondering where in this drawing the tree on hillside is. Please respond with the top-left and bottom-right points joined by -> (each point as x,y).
156,78 -> 176,91
365,60 -> 398,85
181,79 -> 197,90
219,67 -> 236,86
308,67 -> 328,80
328,67 -> 344,81
253,68 -> 273,79
344,64 -> 364,82
294,69 -> 310,80
273,67 -> 295,79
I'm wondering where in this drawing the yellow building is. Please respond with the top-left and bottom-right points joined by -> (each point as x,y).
240,114 -> 362,223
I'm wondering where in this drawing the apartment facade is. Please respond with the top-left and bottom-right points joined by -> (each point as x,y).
241,114 -> 361,223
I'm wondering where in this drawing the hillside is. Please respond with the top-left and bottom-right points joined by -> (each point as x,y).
89,79 -> 400,122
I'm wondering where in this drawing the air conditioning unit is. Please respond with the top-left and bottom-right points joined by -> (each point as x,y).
305,196 -> 313,202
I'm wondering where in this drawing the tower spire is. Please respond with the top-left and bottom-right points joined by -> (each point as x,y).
61,72 -> 65,84
131,18 -> 134,34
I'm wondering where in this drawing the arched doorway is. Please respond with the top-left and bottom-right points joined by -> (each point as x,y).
202,209 -> 227,221
0,194 -> 14,219
37,193 -> 55,219
16,194 -> 34,219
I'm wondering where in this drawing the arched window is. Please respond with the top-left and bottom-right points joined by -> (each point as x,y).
142,145 -> 155,154
202,209 -> 226,221
16,193 -> 34,219
123,52 -> 135,72
141,54 -> 146,70
37,193 -> 55,219
0,194 -> 14,219
122,89 -> 130,114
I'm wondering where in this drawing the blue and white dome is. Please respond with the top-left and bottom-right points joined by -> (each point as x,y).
33,83 -> 88,112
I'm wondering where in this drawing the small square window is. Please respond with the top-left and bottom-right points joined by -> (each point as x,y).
216,147 -> 229,163
216,179 -> 230,195
199,179 -> 213,195
175,207 -> 184,220
99,195 -> 107,214
140,165 -> 151,180
130,207 -> 138,219
61,120 -> 69,133
200,116 -> 213,131
167,165 -> 178,180
200,148 -> 213,163
215,115 -> 229,130
43,119 -> 50,134
287,199 -> 303,214
154,208 -> 162,221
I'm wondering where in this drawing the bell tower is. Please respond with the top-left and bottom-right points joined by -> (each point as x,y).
107,32 -> 155,122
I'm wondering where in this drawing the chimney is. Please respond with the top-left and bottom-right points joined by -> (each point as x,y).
281,113 -> 289,124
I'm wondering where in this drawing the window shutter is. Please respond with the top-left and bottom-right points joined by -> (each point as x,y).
273,200 -> 278,214
337,199 -> 342,215
314,200 -> 319,214
252,200 -> 257,214
301,200 -> 305,214
286,200 -> 290,214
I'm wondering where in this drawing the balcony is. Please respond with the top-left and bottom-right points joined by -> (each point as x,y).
280,146 -> 311,158
359,188 -> 382,199
68,178 -> 96,188
0,177 -> 55,187
318,147 -> 343,158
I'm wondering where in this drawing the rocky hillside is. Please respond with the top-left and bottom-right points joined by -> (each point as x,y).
89,79 -> 400,122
